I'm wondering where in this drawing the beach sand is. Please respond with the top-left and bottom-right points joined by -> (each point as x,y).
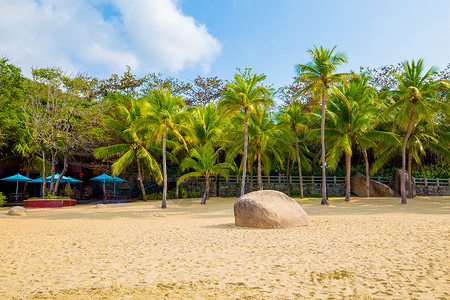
0,196 -> 449,299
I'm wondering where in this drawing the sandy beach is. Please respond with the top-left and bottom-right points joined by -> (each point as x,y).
0,196 -> 449,299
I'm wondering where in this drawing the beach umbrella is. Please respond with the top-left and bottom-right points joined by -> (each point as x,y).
64,176 -> 82,184
90,173 -> 114,201
0,173 -> 33,200
112,176 -> 128,195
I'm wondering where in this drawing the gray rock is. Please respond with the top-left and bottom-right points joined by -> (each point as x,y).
7,206 -> 27,216
95,204 -> 106,209
234,190 -> 309,229
351,173 -> 394,197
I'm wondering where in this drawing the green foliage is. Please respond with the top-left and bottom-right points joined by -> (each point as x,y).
412,163 -> 450,178
0,192 -> 7,207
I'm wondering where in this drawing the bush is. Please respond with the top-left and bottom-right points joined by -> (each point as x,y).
0,192 -> 7,207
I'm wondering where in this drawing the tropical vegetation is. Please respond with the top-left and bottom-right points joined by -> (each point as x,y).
0,46 -> 449,208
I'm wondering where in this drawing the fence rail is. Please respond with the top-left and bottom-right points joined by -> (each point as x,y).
189,175 -> 393,185
188,175 -> 449,187
414,177 -> 450,187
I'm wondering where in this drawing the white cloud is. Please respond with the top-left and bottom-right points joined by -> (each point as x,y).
0,0 -> 221,77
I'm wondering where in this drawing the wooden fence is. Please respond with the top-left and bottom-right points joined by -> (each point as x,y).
188,175 -> 449,187
414,177 -> 450,187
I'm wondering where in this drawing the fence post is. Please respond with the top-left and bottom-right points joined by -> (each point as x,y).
333,176 -> 336,184
425,178 -> 428,187
290,175 -> 292,184
436,178 -> 440,187
311,175 -> 314,184
377,176 -> 381,182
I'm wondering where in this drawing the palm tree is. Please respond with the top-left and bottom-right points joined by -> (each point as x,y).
177,143 -> 234,204
320,76 -> 399,201
386,59 -> 449,204
219,71 -> 272,196
295,45 -> 349,205
227,106 -> 289,190
94,98 -> 162,201
371,119 -> 449,198
278,102 -> 313,198
139,87 -> 191,208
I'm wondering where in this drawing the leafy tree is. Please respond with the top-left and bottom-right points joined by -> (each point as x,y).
185,76 -> 224,106
295,45 -> 349,205
0,58 -> 24,148
177,143 -> 233,204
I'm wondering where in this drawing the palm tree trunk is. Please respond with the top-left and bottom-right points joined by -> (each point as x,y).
137,152 -> 147,201
361,145 -> 370,197
286,153 -> 291,196
250,167 -> 254,191
162,129 -> 168,209
201,175 -> 210,205
41,150 -> 46,198
257,146 -> 263,190
294,130 -> 304,199
241,108 -> 249,196
320,86 -> 328,205
401,103 -> 416,204
345,151 -> 351,202
407,144 -> 413,199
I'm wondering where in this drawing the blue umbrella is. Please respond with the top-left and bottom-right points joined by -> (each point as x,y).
90,173 -> 114,201
112,176 -> 127,195
64,176 -> 82,184
31,174 -> 82,197
0,173 -> 32,200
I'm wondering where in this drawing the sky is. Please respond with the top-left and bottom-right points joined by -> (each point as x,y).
1,0 -> 450,90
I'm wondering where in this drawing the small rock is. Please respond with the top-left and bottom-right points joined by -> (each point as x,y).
7,206 -> 27,216
95,204 -> 106,209
153,212 -> 167,217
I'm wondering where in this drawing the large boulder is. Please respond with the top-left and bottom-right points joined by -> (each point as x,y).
393,170 -> 416,197
7,206 -> 28,216
234,190 -> 309,229
351,173 -> 394,197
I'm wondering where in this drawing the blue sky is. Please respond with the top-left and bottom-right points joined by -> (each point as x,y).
1,0 -> 449,90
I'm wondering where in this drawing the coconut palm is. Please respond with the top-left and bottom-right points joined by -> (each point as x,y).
318,76 -> 400,201
94,98 -> 162,201
177,143 -> 234,204
139,87 -> 191,208
371,119 -> 449,198
295,45 -> 349,205
219,72 -> 272,196
386,59 -> 449,204
228,106 -> 290,190
278,102 -> 314,198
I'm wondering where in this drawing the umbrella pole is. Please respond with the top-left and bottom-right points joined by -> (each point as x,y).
103,180 -> 106,202
16,180 -> 18,201
114,182 -> 116,196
